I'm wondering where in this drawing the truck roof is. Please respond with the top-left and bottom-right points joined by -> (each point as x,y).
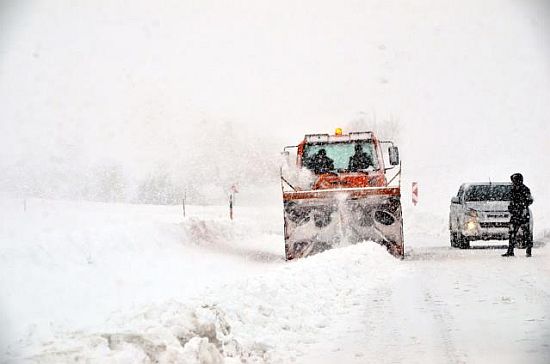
304,131 -> 374,144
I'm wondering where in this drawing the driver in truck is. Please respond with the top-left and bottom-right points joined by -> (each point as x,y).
307,149 -> 335,174
502,173 -> 534,257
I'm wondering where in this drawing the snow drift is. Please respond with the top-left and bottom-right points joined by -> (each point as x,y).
28,243 -> 399,364
0,196 -> 400,363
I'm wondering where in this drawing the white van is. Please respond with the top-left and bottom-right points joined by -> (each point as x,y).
449,183 -> 533,249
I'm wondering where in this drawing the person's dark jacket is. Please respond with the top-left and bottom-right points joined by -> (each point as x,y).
508,184 -> 533,225
307,151 -> 334,173
348,152 -> 373,171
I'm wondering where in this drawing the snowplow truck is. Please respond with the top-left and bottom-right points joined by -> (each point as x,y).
280,129 -> 404,259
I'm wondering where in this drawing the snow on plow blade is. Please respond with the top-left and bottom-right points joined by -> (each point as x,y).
283,187 -> 404,259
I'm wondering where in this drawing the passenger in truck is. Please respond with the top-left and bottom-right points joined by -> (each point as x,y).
348,144 -> 373,171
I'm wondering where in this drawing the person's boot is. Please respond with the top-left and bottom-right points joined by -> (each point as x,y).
502,246 -> 515,257
526,246 -> 532,257
503,236 -> 515,257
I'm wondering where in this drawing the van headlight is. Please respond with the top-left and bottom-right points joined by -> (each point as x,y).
467,209 -> 478,218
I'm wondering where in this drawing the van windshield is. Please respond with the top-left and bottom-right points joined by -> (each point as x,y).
464,185 -> 512,201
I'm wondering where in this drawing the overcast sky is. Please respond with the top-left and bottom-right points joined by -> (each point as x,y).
1,0 -> 549,213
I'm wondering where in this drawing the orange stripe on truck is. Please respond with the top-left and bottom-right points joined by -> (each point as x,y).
283,186 -> 401,201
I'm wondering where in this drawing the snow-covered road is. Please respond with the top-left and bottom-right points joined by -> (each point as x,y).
1,198 -> 549,363
303,247 -> 550,364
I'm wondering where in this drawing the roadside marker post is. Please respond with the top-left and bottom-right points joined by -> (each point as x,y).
412,182 -> 418,206
229,184 -> 239,220
229,193 -> 233,220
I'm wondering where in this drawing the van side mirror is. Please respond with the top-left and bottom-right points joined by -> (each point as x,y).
389,146 -> 399,165
451,196 -> 460,204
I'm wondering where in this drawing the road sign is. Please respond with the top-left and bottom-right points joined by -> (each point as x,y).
412,182 -> 418,206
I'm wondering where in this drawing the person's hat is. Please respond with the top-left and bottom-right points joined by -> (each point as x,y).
511,173 -> 523,184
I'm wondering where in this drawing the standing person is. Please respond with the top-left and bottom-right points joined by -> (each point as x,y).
502,173 -> 534,257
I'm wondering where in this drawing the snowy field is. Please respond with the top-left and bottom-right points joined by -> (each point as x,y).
1,197 -> 549,364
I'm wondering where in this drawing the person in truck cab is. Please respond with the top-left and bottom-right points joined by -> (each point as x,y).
348,144 -> 373,171
307,149 -> 335,174
502,173 -> 534,257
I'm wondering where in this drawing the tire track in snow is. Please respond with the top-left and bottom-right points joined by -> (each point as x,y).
421,288 -> 465,364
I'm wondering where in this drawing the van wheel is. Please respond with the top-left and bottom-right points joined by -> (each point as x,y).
450,232 -> 458,248
458,234 -> 470,249
514,226 -> 530,249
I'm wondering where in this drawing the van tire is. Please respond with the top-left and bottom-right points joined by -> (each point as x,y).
450,232 -> 458,248
458,234 -> 470,249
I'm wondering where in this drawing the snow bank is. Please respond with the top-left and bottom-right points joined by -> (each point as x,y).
23,243 -> 401,363
403,207 -> 449,247
0,197 -> 282,361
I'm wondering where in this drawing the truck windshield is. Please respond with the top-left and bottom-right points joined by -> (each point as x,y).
464,185 -> 512,201
303,141 -> 379,173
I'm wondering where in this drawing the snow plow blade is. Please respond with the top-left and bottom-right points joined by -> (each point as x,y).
283,187 -> 404,259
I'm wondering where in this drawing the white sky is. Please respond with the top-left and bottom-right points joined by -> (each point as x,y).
0,0 -> 549,213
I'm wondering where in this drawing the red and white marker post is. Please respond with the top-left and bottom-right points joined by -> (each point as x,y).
412,182 -> 419,206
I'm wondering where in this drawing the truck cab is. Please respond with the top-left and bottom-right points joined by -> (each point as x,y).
295,131 -> 398,190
